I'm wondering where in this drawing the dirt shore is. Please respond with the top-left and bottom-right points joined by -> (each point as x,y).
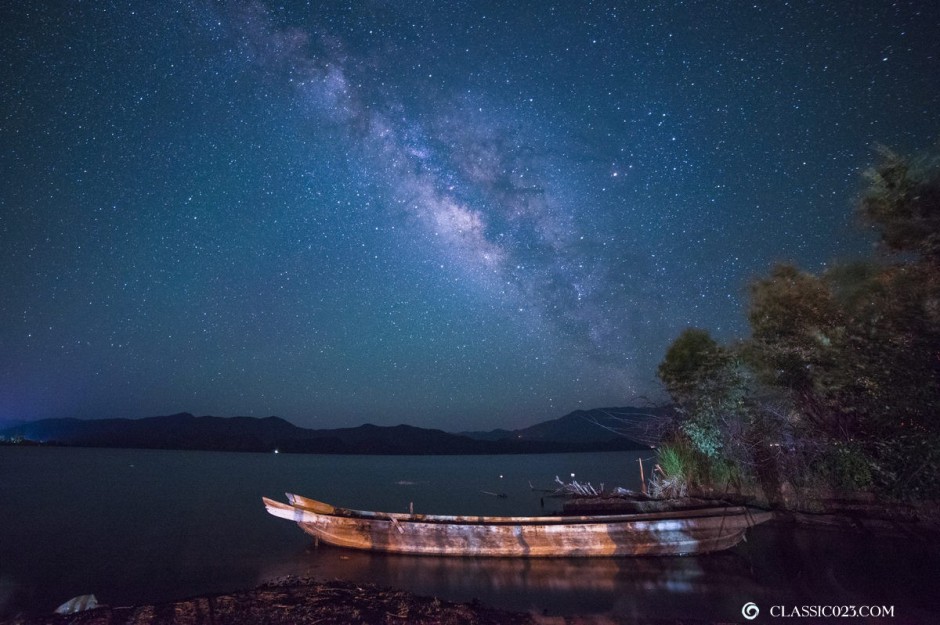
1,577 -> 729,625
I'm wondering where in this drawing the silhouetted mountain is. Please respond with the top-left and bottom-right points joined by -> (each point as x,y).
458,428 -> 515,442
462,407 -> 663,447
0,410 -> 654,455
0,413 -> 300,452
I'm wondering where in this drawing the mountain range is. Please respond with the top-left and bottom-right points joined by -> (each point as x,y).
0,407 -> 661,455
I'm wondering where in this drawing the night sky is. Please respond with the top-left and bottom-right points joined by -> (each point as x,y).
2,2 -> 938,430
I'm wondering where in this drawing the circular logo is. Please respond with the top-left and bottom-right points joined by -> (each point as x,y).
742,602 -> 760,620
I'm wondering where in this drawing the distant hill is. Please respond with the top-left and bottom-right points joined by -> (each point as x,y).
0,418 -> 27,430
0,410 -> 655,455
462,407 -> 663,447
0,413 -> 301,452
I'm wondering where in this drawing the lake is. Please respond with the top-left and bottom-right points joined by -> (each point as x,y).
1,447 -> 938,622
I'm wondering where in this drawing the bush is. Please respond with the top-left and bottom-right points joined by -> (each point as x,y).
820,442 -> 874,492
651,442 -> 695,498
873,434 -> 940,500
681,419 -> 722,459
652,437 -> 743,498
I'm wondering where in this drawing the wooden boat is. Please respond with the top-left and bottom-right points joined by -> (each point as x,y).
262,493 -> 773,557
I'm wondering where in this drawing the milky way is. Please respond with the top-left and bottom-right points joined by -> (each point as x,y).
1,1 -> 938,429
224,2 -> 622,363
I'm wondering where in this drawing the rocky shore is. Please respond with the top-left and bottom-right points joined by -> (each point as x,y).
0,577 -> 733,625
769,495 -> 940,535
1,578 -> 533,625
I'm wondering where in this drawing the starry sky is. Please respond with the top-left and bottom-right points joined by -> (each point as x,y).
2,1 -> 938,431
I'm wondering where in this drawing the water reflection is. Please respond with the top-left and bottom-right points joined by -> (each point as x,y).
741,523 -> 940,619
4,448 -> 938,621
256,523 -> 940,622
259,543 -> 768,617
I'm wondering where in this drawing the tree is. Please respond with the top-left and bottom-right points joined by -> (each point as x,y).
655,144 -> 940,498
859,145 -> 940,264
743,145 -> 940,496
746,264 -> 849,436
851,145 -> 940,443
657,329 -> 727,400
656,329 -> 756,491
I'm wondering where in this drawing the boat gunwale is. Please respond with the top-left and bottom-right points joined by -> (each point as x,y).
271,493 -> 762,527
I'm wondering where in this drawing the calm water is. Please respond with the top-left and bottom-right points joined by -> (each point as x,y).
1,447 -> 938,623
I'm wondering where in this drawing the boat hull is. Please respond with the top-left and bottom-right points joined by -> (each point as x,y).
263,494 -> 772,557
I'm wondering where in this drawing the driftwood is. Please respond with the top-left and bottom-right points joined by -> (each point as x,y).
552,476 -> 600,497
550,477 -> 640,499
527,480 -> 554,493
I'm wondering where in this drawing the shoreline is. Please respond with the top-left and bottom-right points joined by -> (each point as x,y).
0,577 -> 729,625
563,493 -> 940,537
4,517 -> 937,625
2,577 -> 534,625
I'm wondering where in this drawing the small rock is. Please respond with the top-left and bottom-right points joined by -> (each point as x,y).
54,594 -> 98,614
